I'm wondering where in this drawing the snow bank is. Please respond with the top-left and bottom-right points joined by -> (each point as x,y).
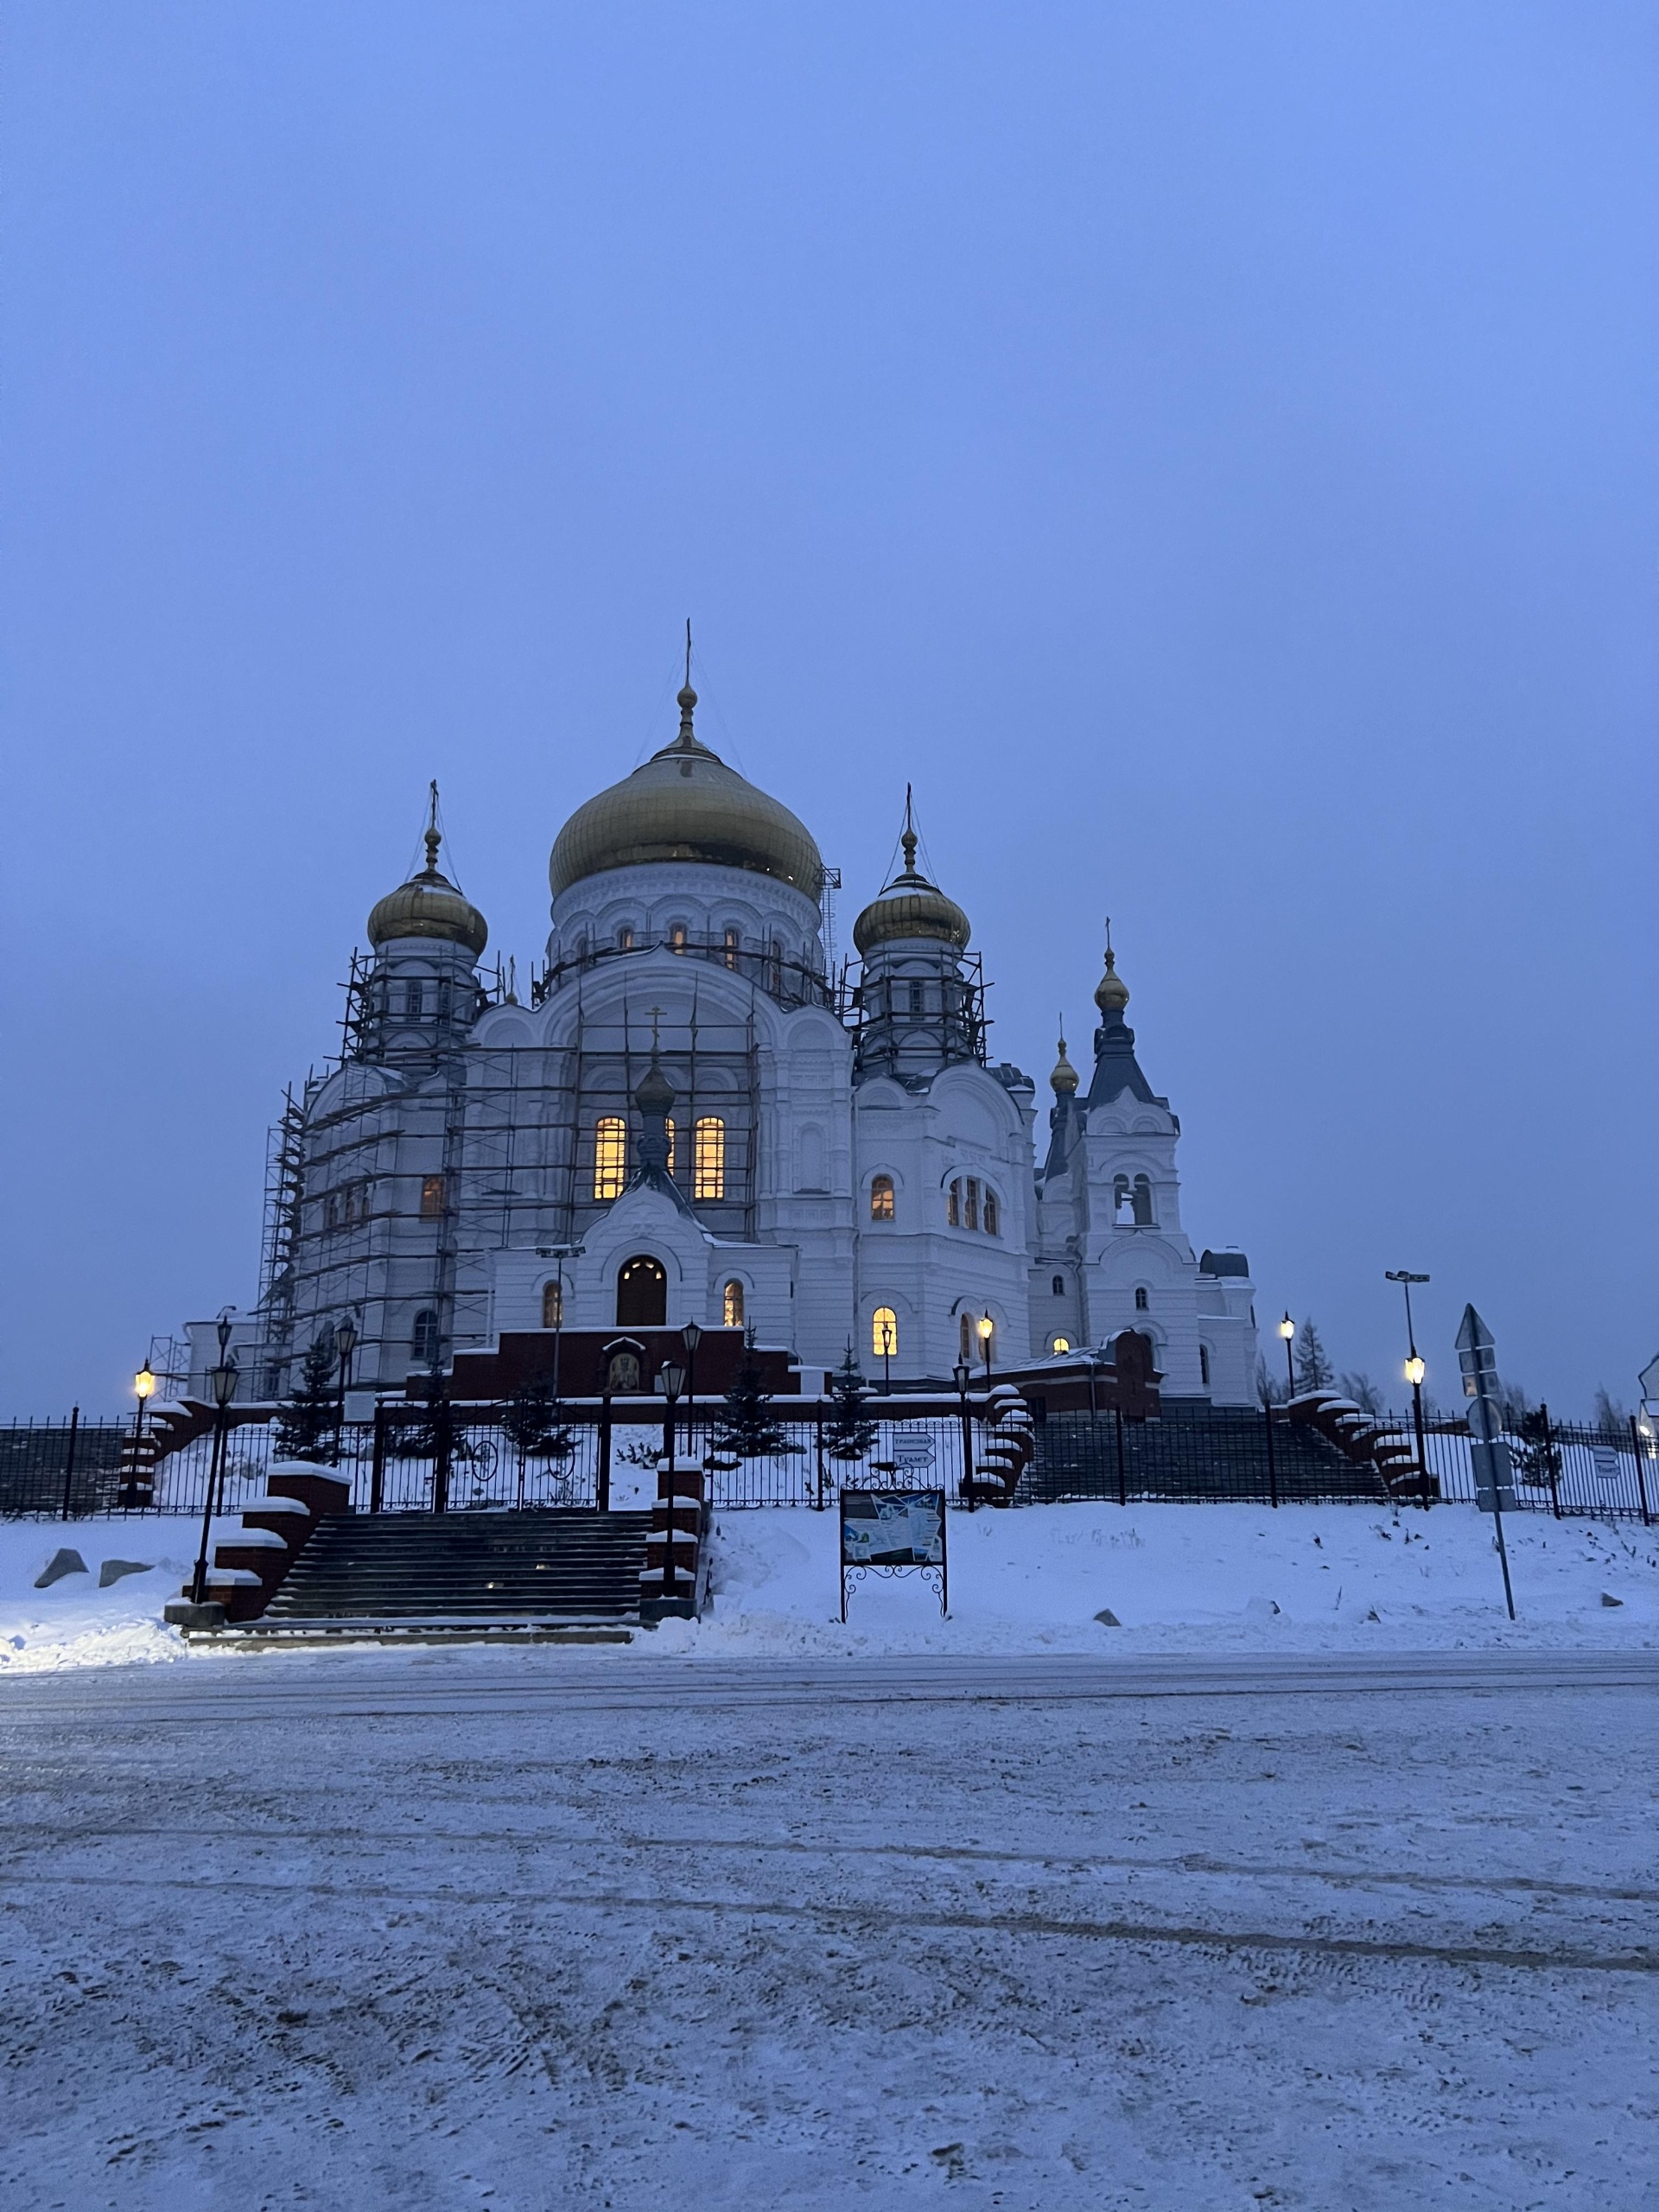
0,1517 -> 200,1673
677,1500 -> 1659,1658
3,1503 -> 1656,1671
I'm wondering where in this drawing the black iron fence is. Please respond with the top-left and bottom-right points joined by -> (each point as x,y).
3,1399 -> 1652,1525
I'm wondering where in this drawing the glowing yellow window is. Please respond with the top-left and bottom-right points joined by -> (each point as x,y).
694,1116 -> 726,1200
872,1306 -> 898,1362
593,1116 -> 626,1200
1052,1335 -> 1071,1354
664,1117 -> 677,1174
869,1174 -> 894,1221
419,1175 -> 446,1219
722,1278 -> 745,1326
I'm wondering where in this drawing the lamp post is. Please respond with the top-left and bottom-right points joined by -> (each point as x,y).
877,1313 -> 894,1395
1278,1313 -> 1296,1399
189,1319 -> 239,1606
657,1359 -> 686,1600
1386,1270 -> 1433,1512
333,1314 -> 358,1467
977,1313 -> 995,1386
681,1321 -> 702,1447
954,1357 -> 976,1511
124,1361 -> 157,1508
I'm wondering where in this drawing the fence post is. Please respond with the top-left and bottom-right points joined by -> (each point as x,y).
1263,1403 -> 1278,1510
1113,1402 -> 1127,1508
1630,1414 -> 1652,1528
59,1406 -> 80,1522
815,1403 -> 826,1510
370,1402 -> 386,1514
1541,1402 -> 1562,1518
597,1393 -> 612,1515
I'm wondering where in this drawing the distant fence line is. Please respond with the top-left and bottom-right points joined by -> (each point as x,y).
1,1402 -> 1654,1524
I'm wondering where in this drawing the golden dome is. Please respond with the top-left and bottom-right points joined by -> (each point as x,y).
368,821 -> 488,957
852,825 -> 970,956
1050,1033 -> 1079,1094
1094,945 -> 1130,1014
549,685 -> 823,902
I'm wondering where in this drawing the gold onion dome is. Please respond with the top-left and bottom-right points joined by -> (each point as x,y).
851,823 -> 971,956
1094,944 -> 1130,1014
548,683 -> 823,900
367,817 -> 488,957
1050,1032 -> 1079,1095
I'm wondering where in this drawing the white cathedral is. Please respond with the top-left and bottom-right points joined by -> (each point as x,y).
188,677 -> 1259,1405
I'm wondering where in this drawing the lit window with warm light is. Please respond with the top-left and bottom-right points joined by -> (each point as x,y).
694,1116 -> 726,1200
873,1306 -> 898,1361
594,1117 -> 626,1200
419,1175 -> 446,1219
870,1174 -> 895,1222
542,1279 -> 563,1329
723,1278 -> 745,1326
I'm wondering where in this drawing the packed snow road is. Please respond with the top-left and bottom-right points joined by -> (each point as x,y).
2,1652 -> 1655,2209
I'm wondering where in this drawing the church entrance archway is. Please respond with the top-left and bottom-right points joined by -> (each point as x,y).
617,1255 -> 667,1328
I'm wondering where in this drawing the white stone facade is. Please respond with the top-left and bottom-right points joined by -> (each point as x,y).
187,709 -> 1259,1405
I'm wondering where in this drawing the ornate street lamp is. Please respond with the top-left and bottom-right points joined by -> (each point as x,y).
189,1319 -> 239,1606
977,1313 -> 995,1385
124,1360 -> 157,1508
1387,1269 -> 1433,1510
656,1359 -> 687,1600
954,1357 -> 976,1511
333,1313 -> 359,1466
1278,1313 -> 1296,1399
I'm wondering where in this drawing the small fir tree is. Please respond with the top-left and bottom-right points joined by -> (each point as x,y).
1293,1319 -> 1334,1395
825,1345 -> 879,1463
1510,1404 -> 1564,1492
715,1327 -> 797,1459
273,1334 -> 340,1462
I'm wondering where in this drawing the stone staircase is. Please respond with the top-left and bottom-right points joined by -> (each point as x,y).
244,1509 -> 653,1641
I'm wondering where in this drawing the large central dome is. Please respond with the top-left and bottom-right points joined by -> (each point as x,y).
549,685 -> 823,903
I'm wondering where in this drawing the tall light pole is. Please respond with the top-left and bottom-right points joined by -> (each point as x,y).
877,1313 -> 894,1396
954,1357 -> 975,1510
124,1361 -> 156,1509
190,1318 -> 239,1606
1386,1270 -> 1433,1511
977,1313 -> 995,1386
657,1358 -> 686,1601
333,1314 -> 358,1468
1278,1313 -> 1296,1399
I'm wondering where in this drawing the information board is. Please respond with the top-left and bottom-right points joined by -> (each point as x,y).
839,1488 -> 948,1620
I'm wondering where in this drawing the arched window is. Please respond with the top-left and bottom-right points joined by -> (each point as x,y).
722,926 -> 741,970
873,1306 -> 898,1362
1199,1344 -> 1211,1387
906,979 -> 925,1014
617,1255 -> 667,1327
947,1179 -> 962,1227
594,1117 -> 626,1200
959,1312 -> 973,1360
870,1174 -> 895,1222
1052,1335 -> 1071,1355
1052,1274 -> 1065,1298
694,1116 -> 726,1200
404,981 -> 424,1018
1133,1173 -> 1154,1226
664,1117 -> 677,1175
964,1178 -> 981,1231
668,922 -> 688,953
722,1278 -> 745,1326
616,924 -> 635,951
1135,1286 -> 1149,1312
411,1310 -> 439,1365
542,1279 -> 563,1329
983,1189 -> 1000,1237
420,1175 -> 446,1219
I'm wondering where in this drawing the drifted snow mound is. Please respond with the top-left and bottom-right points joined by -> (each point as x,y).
0,1518 -> 205,1672
662,1502 -> 1659,1659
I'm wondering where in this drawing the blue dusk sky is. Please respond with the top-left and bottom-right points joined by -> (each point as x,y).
3,3 -> 1655,1415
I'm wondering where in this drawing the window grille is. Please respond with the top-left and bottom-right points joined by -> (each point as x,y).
869,1174 -> 895,1221
694,1116 -> 726,1200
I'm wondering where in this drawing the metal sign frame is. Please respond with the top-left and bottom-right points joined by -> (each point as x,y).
839,1487 -> 948,1621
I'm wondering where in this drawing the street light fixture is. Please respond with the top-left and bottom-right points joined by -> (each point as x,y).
124,1361 -> 158,1510
953,1358 -> 976,1511
656,1359 -> 687,1600
1386,1270 -> 1433,1511
876,1313 -> 895,1395
1278,1313 -> 1296,1399
333,1314 -> 359,1467
190,1319 -> 239,1606
681,1320 -> 702,1415
977,1313 -> 995,1385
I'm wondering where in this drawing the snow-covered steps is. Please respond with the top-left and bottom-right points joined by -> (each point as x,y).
256,1507 -> 652,1626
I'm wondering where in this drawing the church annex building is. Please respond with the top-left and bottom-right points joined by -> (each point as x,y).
183,677 -> 1260,1407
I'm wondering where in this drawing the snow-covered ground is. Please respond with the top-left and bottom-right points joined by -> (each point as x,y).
0,1650 -> 1654,2209
3,1502 -> 1656,1673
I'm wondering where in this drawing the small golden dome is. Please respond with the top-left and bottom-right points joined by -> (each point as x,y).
1094,945 -> 1130,1014
852,823 -> 970,956
368,817 -> 488,957
1050,1033 -> 1079,1094
549,685 -> 823,901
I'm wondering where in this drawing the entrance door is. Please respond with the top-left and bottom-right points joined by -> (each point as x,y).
617,1255 -> 667,1327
